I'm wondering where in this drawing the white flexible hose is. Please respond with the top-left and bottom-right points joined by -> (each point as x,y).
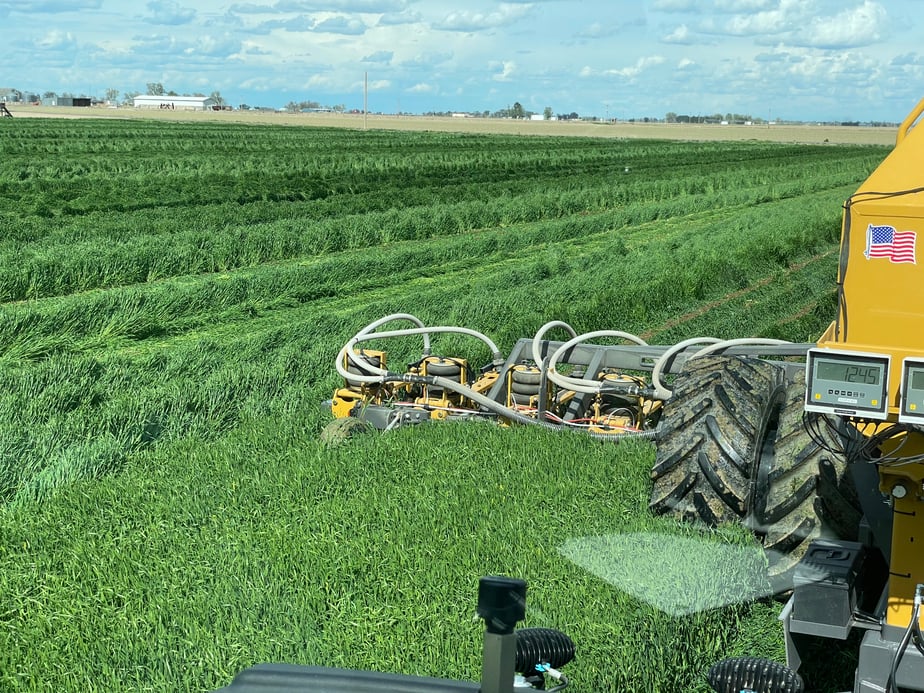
691,337 -> 792,359
650,337 -> 722,400
546,330 -> 648,394
336,318 -> 504,384
335,313 -> 429,382
531,321 -> 578,369
650,337 -> 792,400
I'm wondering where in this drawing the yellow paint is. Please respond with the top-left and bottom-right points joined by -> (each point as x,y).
815,97 -> 924,628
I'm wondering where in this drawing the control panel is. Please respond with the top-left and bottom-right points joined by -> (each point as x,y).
899,357 -> 924,424
805,348 -> 890,420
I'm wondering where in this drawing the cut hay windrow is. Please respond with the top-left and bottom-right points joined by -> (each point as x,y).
0,118 -> 887,691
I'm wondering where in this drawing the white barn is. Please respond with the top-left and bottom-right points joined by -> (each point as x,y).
133,95 -> 218,111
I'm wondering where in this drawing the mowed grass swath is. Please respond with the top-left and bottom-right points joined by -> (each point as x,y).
0,118 -> 886,691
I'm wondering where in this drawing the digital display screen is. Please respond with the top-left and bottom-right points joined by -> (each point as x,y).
900,359 -> 924,424
816,361 -> 881,385
913,369 -> 924,392
805,348 -> 891,420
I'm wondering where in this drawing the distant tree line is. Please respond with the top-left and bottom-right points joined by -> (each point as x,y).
424,102 -> 576,120
665,112 -> 764,124
283,100 -> 347,113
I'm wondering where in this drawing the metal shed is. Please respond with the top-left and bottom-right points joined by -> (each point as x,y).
133,95 -> 218,111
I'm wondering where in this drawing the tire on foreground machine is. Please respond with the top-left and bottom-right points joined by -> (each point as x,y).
649,355 -> 860,593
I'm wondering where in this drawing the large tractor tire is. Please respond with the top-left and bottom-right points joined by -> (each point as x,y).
650,357 -> 861,593
754,370 -> 860,589
649,356 -> 785,526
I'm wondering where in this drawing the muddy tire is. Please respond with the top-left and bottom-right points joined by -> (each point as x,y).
759,380 -> 861,581
650,359 -> 862,593
753,370 -> 830,588
649,355 -> 785,525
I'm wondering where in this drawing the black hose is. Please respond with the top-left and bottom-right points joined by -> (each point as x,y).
515,628 -> 575,672
707,657 -> 804,693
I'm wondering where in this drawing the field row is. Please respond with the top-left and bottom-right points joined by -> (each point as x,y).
0,119 -> 886,692
1,188 -> 851,503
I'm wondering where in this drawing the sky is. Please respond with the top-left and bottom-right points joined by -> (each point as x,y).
0,0 -> 921,122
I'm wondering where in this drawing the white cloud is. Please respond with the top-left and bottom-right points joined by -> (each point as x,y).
313,16 -> 367,35
274,0 -> 407,11
361,50 -> 393,64
193,34 -> 242,57
408,82 -> 435,93
652,0 -> 698,11
891,52 -> 924,67
433,4 -> 532,32
492,61 -> 517,82
663,24 -> 692,44
722,0 -> 804,36
399,52 -> 453,70
801,0 -> 888,49
713,0 -> 776,12
574,16 -> 644,40
378,10 -> 421,26
36,29 -> 77,49
145,0 -> 196,26
606,55 -> 667,79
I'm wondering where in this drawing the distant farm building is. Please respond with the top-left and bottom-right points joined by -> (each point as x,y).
58,97 -> 92,107
133,95 -> 218,111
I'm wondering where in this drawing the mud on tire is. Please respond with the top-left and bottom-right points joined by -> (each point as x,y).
649,357 -> 861,592
757,370 -> 860,587
649,356 -> 785,525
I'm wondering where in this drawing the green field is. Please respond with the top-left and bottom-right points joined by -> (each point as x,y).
0,118 -> 887,691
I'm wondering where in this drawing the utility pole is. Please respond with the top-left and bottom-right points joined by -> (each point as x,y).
363,72 -> 368,130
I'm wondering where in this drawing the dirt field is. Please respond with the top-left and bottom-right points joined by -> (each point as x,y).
4,103 -> 898,146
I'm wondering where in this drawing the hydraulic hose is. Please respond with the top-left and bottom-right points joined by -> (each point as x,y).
530,321 -> 578,369
382,372 -> 659,440
888,584 -> 924,693
335,313 -> 430,381
650,337 -> 721,401
650,337 -> 792,400
545,330 -> 648,394
354,313 -> 430,350
336,323 -> 504,383
690,337 -> 792,360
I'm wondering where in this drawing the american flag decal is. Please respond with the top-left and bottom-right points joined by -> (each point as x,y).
865,224 -> 917,264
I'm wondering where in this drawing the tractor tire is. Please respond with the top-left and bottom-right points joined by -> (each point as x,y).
649,355 -> 786,526
751,370 -> 837,589
772,373 -> 861,587
650,360 -> 863,593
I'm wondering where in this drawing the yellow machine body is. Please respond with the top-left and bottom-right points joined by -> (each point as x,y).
816,97 -> 924,628
331,349 -> 392,418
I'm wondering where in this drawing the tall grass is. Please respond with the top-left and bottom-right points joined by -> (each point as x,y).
0,119 -> 885,691
0,422 -> 782,692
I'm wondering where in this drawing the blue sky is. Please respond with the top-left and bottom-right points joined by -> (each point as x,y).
0,0 -> 921,121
